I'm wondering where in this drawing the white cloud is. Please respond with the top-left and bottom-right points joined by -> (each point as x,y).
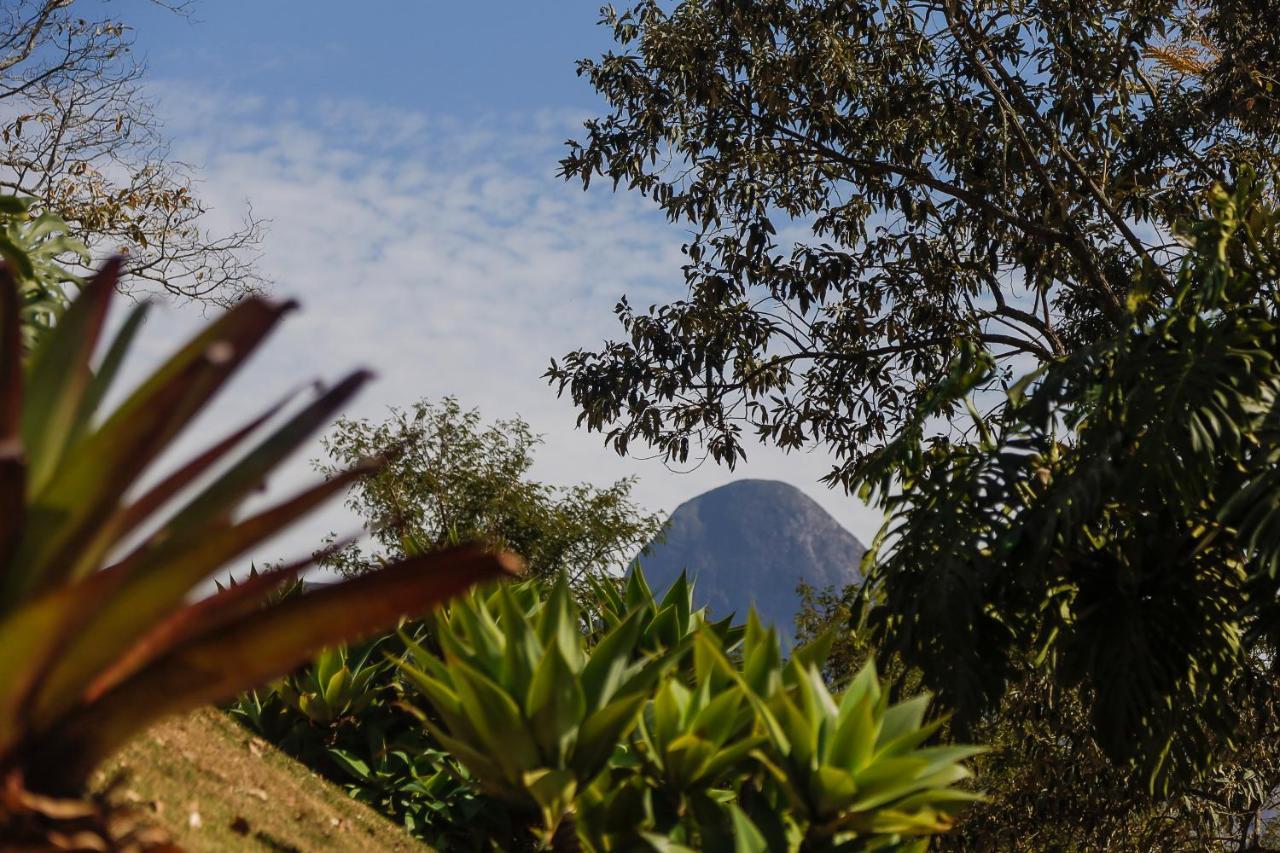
119,86 -> 883,572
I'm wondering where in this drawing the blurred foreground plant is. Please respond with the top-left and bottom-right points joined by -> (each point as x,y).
0,256 -> 517,845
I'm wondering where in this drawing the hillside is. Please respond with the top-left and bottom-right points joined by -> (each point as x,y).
93,708 -> 428,852
636,479 -> 866,639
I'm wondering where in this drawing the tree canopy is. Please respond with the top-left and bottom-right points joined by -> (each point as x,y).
0,1 -> 263,305
548,0 -> 1278,489
861,176 -> 1280,792
318,397 -> 664,586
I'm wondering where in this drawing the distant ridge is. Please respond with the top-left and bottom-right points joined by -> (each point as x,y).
634,479 -> 866,640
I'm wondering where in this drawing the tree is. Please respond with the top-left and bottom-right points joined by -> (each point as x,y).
318,397 -> 664,586
0,1 -> 264,305
858,177 -> 1280,793
547,0 -> 1278,489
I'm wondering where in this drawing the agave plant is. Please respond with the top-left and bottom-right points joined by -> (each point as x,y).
754,659 -> 983,850
398,577 -> 676,845
587,565 -> 742,657
276,642 -> 389,727
634,632 -> 763,797
0,256 -> 517,838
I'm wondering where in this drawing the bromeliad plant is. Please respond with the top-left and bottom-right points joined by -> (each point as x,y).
0,256 -> 518,841
398,577 -> 675,846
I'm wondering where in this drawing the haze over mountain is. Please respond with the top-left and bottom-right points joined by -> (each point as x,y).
634,479 -> 866,639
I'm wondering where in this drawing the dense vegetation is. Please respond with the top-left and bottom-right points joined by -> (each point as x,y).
233,569 -> 980,851
2,0 -> 1278,848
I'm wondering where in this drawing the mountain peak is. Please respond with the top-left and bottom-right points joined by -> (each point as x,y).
635,479 -> 865,639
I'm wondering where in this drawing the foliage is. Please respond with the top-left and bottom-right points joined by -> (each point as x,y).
586,565 -> 743,657
318,397 -> 664,586
0,0 -> 264,304
400,575 -> 979,851
0,254 -> 515,832
398,578 -> 673,845
276,643 -> 388,727
795,585 -> 1280,850
547,0 -> 1279,490
757,660 -> 982,848
0,195 -> 87,347
229,626 -> 516,850
859,177 -> 1280,793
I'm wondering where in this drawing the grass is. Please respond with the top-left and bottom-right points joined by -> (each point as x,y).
92,707 -> 430,852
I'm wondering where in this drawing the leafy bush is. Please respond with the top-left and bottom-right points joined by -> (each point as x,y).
0,196 -> 87,347
318,397 -> 664,585
0,252 -> 516,842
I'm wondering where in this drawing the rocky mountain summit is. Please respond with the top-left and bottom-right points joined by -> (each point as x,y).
634,479 -> 866,639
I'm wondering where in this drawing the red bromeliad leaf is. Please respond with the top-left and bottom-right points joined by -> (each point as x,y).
30,546 -> 522,792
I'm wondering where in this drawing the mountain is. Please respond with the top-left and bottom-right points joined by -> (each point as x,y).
634,479 -> 866,639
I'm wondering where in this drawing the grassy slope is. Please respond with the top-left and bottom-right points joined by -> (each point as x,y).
93,707 -> 429,852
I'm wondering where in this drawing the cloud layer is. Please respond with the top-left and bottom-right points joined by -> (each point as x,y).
122,88 -> 882,569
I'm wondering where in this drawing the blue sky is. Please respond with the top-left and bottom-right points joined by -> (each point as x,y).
95,0 -> 883,563
118,2 -> 612,114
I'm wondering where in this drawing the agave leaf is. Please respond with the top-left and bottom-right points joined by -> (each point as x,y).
658,571 -> 691,632
791,624 -> 838,675
573,691 -> 649,779
12,297 -> 298,600
20,258 -> 120,495
875,694 -> 932,750
324,668 -> 350,710
447,655 -> 542,772
691,686 -> 748,748
578,606 -> 644,706
128,370 -> 372,553
61,384 -> 306,588
827,691 -> 878,771
849,763 -> 974,814
397,659 -> 477,742
496,585 -> 540,694
726,803 -> 769,853
525,640 -> 587,762
110,383 -> 305,545
666,733 -> 716,786
32,545 -> 519,791
697,734 -> 766,785
316,647 -> 342,692
0,566 -> 128,756
29,462 -> 378,723
539,578 -> 585,672
872,717 -> 947,762
625,565 -> 654,611
81,544 -> 338,703
653,679 -> 691,750
65,301 -> 149,452
810,766 -> 857,817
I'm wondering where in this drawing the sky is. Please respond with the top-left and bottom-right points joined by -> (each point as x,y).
91,0 -> 884,566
